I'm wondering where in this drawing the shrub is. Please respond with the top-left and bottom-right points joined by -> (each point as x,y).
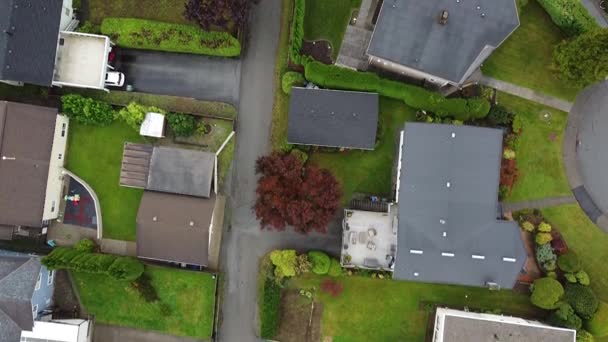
544,259 -> 557,272
536,232 -> 553,245
530,277 -> 564,310
586,301 -> 608,337
487,105 -> 514,126
290,148 -> 308,164
503,148 -> 516,160
303,61 -> 490,120
61,94 -> 115,125
547,271 -> 557,279
270,250 -> 297,279
563,284 -> 599,320
576,270 -> 590,286
320,279 -> 344,297
512,114 -> 524,134
565,273 -> 578,283
576,330 -> 595,342
282,72 -> 305,94
289,0 -> 305,64
558,252 -> 582,273
536,243 -> 557,265
260,277 -> 281,339
294,254 -> 312,275
548,302 -> 583,330
327,259 -> 343,277
308,251 -> 331,275
538,222 -> 552,233
521,221 -> 535,233
100,18 -> 240,57
74,239 -> 96,253
166,112 -> 197,137
116,102 -> 164,131
553,28 -> 608,87
536,0 -> 598,36
77,21 -> 99,34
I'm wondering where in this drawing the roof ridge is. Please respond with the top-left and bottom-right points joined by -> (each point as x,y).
0,256 -> 39,299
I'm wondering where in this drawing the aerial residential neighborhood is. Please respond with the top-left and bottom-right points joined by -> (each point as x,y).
1,0 -> 608,341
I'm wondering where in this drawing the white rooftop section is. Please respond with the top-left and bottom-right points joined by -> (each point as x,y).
43,115 -> 69,221
140,113 -> 166,138
341,206 -> 398,270
53,31 -> 111,90
21,319 -> 92,342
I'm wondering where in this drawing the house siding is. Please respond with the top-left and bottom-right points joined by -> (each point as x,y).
30,265 -> 55,318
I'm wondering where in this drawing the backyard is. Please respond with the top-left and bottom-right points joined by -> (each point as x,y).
73,265 -> 216,338
309,98 -> 415,203
481,0 -> 582,101
498,92 -> 571,203
87,0 -> 192,25
284,275 -> 541,341
66,121 -> 144,241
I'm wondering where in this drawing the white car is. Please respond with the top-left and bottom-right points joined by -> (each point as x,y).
105,71 -> 125,87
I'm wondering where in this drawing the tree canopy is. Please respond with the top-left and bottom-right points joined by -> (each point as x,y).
553,28 -> 608,87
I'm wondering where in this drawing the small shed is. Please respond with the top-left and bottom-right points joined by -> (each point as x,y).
139,112 -> 165,138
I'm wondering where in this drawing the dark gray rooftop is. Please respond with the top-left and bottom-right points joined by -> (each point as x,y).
394,123 -> 526,288
0,0 -> 63,86
368,0 -> 519,84
147,146 -> 215,198
287,87 -> 379,150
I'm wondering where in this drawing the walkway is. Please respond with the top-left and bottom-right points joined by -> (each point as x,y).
336,0 -> 375,69
94,324 -> 205,342
99,239 -> 136,256
480,76 -> 573,112
581,0 -> 608,27
502,196 -> 576,213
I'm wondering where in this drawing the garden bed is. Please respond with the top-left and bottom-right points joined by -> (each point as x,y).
274,290 -> 322,342
302,40 -> 333,65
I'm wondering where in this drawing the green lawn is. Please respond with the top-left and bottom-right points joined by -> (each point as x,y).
271,0 -> 292,151
481,0 -> 582,101
309,98 -> 415,202
542,204 -> 608,302
73,266 -> 216,338
88,0 -> 191,25
66,121 -> 144,241
289,275 -> 541,341
499,92 -> 571,203
303,0 -> 362,60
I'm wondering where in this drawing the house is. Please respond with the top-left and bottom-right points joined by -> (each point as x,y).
341,123 -> 527,289
432,308 -> 576,342
0,101 -> 68,240
366,0 -> 519,87
0,251 -> 92,342
287,87 -> 379,150
0,0 -> 115,91
120,144 -> 221,268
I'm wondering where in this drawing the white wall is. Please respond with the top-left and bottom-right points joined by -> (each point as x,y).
42,115 -> 69,221
59,0 -> 75,31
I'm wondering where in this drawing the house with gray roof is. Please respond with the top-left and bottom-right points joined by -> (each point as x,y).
287,87 -> 379,150
341,123 -> 526,288
366,0 -> 519,87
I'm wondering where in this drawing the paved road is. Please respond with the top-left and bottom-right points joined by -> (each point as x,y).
480,76 -> 573,112
117,49 -> 241,105
580,0 -> 608,27
94,324 -> 205,342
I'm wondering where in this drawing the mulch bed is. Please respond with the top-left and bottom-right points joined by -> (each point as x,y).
302,40 -> 333,65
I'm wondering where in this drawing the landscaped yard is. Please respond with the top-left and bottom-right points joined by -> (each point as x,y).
481,0 -> 582,101
303,0 -> 362,60
499,92 -> 571,203
73,265 -> 216,338
66,121 -> 144,241
309,98 -> 415,202
88,0 -> 192,25
286,275 -> 541,341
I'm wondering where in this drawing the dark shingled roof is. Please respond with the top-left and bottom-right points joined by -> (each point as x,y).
0,0 -> 63,86
368,0 -> 519,84
0,101 -> 57,228
136,191 -> 215,266
287,87 -> 379,150
394,123 -> 526,288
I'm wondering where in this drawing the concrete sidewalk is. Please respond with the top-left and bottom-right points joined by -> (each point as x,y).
480,76 -> 573,112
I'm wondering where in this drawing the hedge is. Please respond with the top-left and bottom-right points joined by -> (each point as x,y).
115,102 -> 165,131
530,277 -> 564,310
308,250 -> 330,275
304,61 -> 490,120
536,0 -> 598,36
260,277 -> 281,339
61,94 -> 115,126
101,18 -> 241,57
563,284 -> 599,320
289,0 -> 305,65
42,247 -> 144,281
282,72 -> 306,94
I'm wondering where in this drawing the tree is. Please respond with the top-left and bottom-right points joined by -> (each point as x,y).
254,153 -> 342,234
184,0 -> 250,33
308,251 -> 330,275
548,303 -> 583,330
270,250 -> 297,279
530,277 -> 564,310
564,284 -> 599,320
553,28 -> 608,87
558,252 -> 582,273
166,112 -> 196,137
61,94 -> 115,125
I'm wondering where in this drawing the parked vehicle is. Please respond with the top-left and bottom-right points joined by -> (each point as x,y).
105,71 -> 125,87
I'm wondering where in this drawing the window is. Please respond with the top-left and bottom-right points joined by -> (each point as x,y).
35,272 -> 41,290
47,270 -> 54,285
61,123 -> 66,137
58,153 -> 62,160
32,304 -> 38,318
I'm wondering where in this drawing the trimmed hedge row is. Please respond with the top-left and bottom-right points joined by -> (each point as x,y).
101,18 -> 241,57
260,277 -> 281,339
289,0 -> 305,65
304,61 -> 490,120
61,94 -> 115,126
42,247 -> 144,281
282,71 -> 305,94
536,0 -> 598,36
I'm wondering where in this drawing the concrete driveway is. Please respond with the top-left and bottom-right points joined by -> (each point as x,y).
94,324 -> 206,342
116,49 -> 240,105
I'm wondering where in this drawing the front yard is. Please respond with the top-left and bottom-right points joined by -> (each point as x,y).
88,0 -> 192,25
73,265 -> 216,338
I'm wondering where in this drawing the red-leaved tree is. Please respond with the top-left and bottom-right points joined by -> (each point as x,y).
254,153 -> 341,234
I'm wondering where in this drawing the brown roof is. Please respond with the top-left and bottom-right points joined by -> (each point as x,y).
136,191 -> 216,266
0,101 -> 57,227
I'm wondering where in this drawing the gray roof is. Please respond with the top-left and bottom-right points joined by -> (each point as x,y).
394,123 -> 526,288
287,87 -> 379,150
368,0 -> 519,84
0,254 -> 41,342
0,0 -> 63,86
147,146 -> 215,198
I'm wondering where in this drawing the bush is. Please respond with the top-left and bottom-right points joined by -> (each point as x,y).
327,259 -> 343,277
100,18 -> 241,57
547,271 -> 557,279
548,303 -> 583,330
530,277 -> 564,310
576,270 -> 590,286
260,277 -> 281,339
536,0 -> 598,36
544,259 -> 557,272
116,102 -> 165,131
282,72 -> 305,94
308,251 -> 331,275
558,252 -> 582,273
503,148 -> 516,160
487,105 -> 514,126
304,61 -> 490,120
290,148 -> 309,164
320,279 -> 344,297
576,330 -> 595,342
538,222 -> 552,233
521,221 -> 535,233
553,28 -> 608,87
61,94 -> 115,125
536,232 -> 553,245
565,272 -> 577,283
74,239 -> 96,253
536,243 -> 557,265
77,21 -> 100,34
586,301 -> 608,337
289,0 -> 305,65
294,254 -> 312,275
166,112 -> 197,137
270,250 -> 297,279
563,284 -> 599,320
